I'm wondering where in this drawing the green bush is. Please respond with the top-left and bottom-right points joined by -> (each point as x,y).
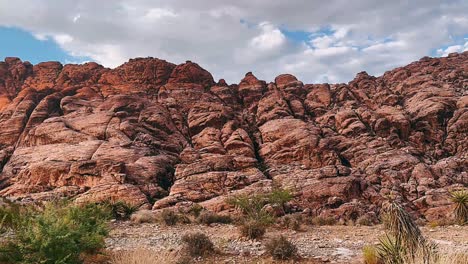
267,188 -> 293,208
197,212 -> 232,225
226,191 -> 287,225
265,235 -> 297,260
0,201 -> 111,264
181,232 -> 214,257
0,201 -> 23,233
108,201 -> 139,221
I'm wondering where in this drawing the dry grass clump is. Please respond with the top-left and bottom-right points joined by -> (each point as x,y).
159,209 -> 191,226
409,249 -> 468,264
188,204 -> 204,218
362,245 -> 380,264
181,232 -> 214,257
277,214 -> 302,231
111,249 -> 179,264
130,210 -> 158,224
356,215 -> 374,226
264,235 -> 297,260
197,211 -> 233,225
311,216 -> 337,226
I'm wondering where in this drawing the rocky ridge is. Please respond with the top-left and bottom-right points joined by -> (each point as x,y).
0,53 -> 467,221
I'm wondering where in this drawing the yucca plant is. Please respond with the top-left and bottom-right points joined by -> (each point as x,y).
376,234 -> 405,264
381,201 -> 426,257
450,190 -> 468,225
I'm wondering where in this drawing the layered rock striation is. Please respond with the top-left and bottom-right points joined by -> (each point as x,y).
0,53 -> 467,221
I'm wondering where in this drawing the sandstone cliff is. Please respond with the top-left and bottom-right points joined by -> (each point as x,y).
0,53 -> 467,221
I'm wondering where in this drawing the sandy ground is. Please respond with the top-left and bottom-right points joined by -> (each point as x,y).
106,222 -> 468,263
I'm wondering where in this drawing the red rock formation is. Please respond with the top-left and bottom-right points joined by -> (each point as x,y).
0,53 -> 467,221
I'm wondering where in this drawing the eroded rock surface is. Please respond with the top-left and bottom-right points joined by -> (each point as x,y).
0,53 -> 467,220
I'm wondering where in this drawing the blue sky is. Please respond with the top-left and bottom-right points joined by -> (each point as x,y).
0,27 -> 90,65
0,1 -> 467,83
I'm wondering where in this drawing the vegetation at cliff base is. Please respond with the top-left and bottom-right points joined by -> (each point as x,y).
0,201 -> 111,264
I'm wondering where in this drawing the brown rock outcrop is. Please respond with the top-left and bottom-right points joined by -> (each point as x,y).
0,52 -> 467,220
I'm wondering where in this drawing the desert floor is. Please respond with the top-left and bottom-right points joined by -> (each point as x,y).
106,222 -> 468,263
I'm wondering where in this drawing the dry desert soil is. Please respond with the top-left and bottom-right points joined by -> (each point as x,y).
106,222 -> 468,263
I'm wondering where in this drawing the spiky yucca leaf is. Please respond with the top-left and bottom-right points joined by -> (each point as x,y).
381,201 -> 426,256
450,190 -> 468,225
376,234 -> 405,264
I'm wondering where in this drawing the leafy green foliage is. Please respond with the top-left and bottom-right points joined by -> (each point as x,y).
450,189 -> 468,225
226,188 -> 293,239
0,200 -> 23,233
226,188 -> 292,224
0,201 -> 111,264
265,235 -> 297,260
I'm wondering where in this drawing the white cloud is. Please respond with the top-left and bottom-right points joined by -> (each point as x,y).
0,0 -> 466,84
249,22 -> 286,52
52,34 -> 73,45
437,41 -> 468,56
144,8 -> 177,20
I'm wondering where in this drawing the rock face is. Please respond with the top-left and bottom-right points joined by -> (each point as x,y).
0,53 -> 467,220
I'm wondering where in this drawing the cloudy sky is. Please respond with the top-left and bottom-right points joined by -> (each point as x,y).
0,0 -> 467,84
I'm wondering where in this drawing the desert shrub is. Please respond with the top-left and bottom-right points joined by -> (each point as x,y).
108,201 -> 139,220
0,201 -> 23,233
356,215 -> 373,226
450,190 -> 467,225
181,232 -> 214,257
277,214 -> 302,231
265,235 -> 297,260
188,204 -> 204,218
177,214 -> 192,224
197,212 -> 232,225
0,201 -> 111,264
239,220 -> 266,240
311,216 -> 337,226
267,188 -> 293,208
226,194 -> 274,226
130,210 -> 158,224
160,209 -> 179,226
